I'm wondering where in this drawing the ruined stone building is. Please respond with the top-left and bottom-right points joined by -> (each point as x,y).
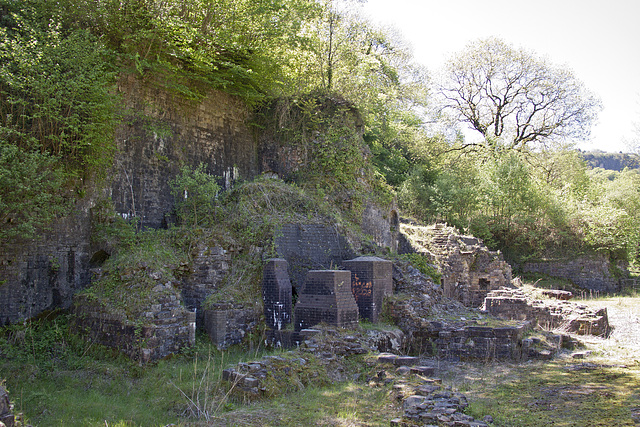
400,222 -> 512,307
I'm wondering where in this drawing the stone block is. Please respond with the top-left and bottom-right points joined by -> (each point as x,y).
294,270 -> 360,331
342,256 -> 393,323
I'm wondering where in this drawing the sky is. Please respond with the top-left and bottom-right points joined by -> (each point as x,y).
361,0 -> 640,153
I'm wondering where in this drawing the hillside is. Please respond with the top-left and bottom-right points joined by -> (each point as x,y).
581,150 -> 640,171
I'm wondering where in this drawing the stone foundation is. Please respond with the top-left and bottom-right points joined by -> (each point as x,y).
202,304 -> 261,349
484,288 -> 611,337
73,287 -> 196,363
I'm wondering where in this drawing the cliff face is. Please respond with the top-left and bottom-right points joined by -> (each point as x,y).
0,81 -> 262,324
0,81 -> 396,325
110,76 -> 261,228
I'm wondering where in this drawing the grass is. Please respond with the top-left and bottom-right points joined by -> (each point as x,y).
2,293 -> 640,426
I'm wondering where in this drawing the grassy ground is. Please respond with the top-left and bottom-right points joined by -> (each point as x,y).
1,294 -> 639,426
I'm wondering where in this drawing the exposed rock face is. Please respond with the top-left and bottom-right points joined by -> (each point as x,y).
521,255 -> 625,293
400,222 -> 512,307
484,287 -> 611,337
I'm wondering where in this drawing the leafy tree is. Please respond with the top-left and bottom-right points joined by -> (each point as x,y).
439,37 -> 601,152
0,0 -> 119,170
0,144 -> 68,242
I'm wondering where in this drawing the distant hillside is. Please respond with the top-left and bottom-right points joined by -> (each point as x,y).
580,151 -> 640,171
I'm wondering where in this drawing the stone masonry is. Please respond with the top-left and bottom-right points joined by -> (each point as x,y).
262,258 -> 293,331
294,270 -> 360,331
73,284 -> 196,363
400,222 -> 512,307
202,303 -> 261,349
522,254 -> 625,292
343,256 -> 393,323
484,287 -> 611,337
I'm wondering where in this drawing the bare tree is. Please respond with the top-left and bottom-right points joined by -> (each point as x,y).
439,37 -> 601,152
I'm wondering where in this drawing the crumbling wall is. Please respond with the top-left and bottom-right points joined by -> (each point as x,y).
202,303 -> 261,349
484,287 -> 610,337
73,285 -> 196,363
400,222 -> 512,307
521,255 -> 624,292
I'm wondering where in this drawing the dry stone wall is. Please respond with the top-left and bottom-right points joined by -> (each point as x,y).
521,255 -> 625,292
400,222 -> 512,307
72,284 -> 196,363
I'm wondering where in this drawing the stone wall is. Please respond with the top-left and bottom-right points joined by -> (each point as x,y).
400,222 -> 512,307
0,80 -> 396,325
484,287 -> 610,337
521,255 -> 624,292
0,201 -> 92,325
110,76 -> 260,228
202,303 -> 261,349
179,241 -> 231,324
274,223 -> 355,291
72,285 -> 196,363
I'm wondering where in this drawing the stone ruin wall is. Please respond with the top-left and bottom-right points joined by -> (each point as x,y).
521,255 -> 625,293
0,78 -> 398,325
110,75 -> 260,229
72,287 -> 196,363
399,222 -> 512,308
484,287 -> 611,337
0,204 -> 92,326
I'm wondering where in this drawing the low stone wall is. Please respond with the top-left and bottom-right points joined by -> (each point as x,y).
521,255 -> 624,292
484,288 -> 610,337
202,304 -> 261,349
405,320 -> 532,361
73,286 -> 196,363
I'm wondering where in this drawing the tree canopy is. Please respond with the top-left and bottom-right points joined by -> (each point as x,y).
439,38 -> 602,152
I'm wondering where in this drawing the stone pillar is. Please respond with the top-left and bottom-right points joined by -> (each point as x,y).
262,258 -> 292,331
294,270 -> 359,331
342,256 -> 393,323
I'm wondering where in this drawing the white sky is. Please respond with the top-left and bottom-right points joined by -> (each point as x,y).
361,0 -> 640,152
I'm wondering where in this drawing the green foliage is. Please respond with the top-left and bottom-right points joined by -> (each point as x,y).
169,163 -> 220,227
0,144 -> 69,242
398,253 -> 441,284
80,229 -> 187,322
0,1 -> 119,170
